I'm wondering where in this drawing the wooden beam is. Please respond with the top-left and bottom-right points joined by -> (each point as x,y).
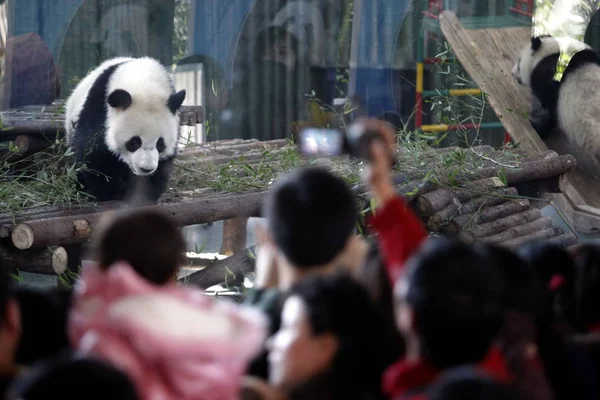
439,11 -> 546,154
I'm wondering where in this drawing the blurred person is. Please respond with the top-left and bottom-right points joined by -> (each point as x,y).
427,367 -> 519,400
6,354 -> 139,400
0,261 -> 22,397
382,238 -> 511,399
479,244 -> 552,400
244,274 -> 395,400
519,242 -> 597,399
246,165 -> 370,378
68,208 -> 268,400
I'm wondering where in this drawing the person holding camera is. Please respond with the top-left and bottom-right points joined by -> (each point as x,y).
360,119 -> 429,285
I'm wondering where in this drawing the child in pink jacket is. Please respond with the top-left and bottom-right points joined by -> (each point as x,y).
68,209 -> 267,400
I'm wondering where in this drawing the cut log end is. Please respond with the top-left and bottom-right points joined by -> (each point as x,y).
51,247 -> 68,275
11,224 -> 35,250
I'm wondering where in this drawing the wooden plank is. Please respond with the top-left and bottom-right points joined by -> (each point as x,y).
438,11 -> 545,154
439,11 -> 600,232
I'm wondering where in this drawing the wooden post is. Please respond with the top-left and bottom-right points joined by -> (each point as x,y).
220,217 -> 248,256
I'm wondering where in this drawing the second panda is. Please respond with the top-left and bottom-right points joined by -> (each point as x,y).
512,35 -> 600,164
65,57 -> 186,203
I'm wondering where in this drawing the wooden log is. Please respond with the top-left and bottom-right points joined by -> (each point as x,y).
0,244 -> 68,275
179,139 -> 288,158
0,135 -> 52,156
460,208 -> 542,241
446,155 -> 577,188
500,227 -> 564,249
416,177 -> 505,216
427,187 -> 519,231
220,217 -> 248,256
522,150 -> 559,163
547,232 -> 579,248
182,246 -> 255,289
449,199 -> 531,230
0,201 -> 120,237
478,216 -> 553,243
0,105 -> 205,136
10,191 -> 266,249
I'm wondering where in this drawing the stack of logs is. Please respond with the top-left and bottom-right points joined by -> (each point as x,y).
408,148 -> 578,248
0,137 -> 579,277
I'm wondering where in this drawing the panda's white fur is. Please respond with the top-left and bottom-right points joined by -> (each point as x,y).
512,36 -> 600,160
65,57 -> 186,202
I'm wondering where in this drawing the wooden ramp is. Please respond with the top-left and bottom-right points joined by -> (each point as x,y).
439,11 -> 600,233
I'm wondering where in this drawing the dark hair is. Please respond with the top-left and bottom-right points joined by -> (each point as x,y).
518,242 -> 576,327
573,243 -> 600,331
15,288 -> 71,366
404,238 -> 505,368
93,208 -> 186,285
480,244 -> 545,317
288,273 -> 396,398
264,167 -> 357,268
7,354 -> 140,399
428,367 -> 519,400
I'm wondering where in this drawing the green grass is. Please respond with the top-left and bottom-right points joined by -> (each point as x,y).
0,136 -> 95,217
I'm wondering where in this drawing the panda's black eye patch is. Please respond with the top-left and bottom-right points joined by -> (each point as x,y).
125,136 -> 142,152
156,137 -> 166,153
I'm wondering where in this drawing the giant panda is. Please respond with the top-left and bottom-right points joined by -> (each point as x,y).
65,57 -> 186,203
512,35 -> 600,161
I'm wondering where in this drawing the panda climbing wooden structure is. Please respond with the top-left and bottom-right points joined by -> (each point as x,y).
65,57 -> 186,203
512,35 -> 600,165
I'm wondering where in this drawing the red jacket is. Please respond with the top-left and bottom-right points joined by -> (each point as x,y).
368,195 -> 428,284
382,345 -> 512,400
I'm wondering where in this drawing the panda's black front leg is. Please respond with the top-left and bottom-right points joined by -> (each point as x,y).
529,95 -> 556,139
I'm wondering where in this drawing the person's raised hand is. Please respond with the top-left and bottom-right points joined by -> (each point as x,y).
356,118 -> 397,207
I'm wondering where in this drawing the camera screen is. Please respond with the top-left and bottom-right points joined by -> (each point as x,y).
299,128 -> 344,157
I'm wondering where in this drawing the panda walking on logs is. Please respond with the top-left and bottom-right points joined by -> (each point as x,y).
65,57 -> 186,203
512,35 -> 600,164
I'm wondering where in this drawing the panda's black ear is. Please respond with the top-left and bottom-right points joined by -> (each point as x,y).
531,36 -> 542,51
167,90 -> 186,114
108,89 -> 132,110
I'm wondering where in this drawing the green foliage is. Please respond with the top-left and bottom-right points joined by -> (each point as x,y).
0,136 -> 94,216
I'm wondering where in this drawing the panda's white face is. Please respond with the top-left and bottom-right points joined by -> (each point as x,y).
105,106 -> 179,176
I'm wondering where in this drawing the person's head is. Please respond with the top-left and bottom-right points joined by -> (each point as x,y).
396,238 -> 505,368
92,208 -> 186,285
266,273 -> 393,396
0,263 -> 20,370
428,367 -> 519,400
262,167 -> 357,270
572,243 -> 600,332
7,354 -> 139,399
480,244 -> 545,317
518,242 -> 576,326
